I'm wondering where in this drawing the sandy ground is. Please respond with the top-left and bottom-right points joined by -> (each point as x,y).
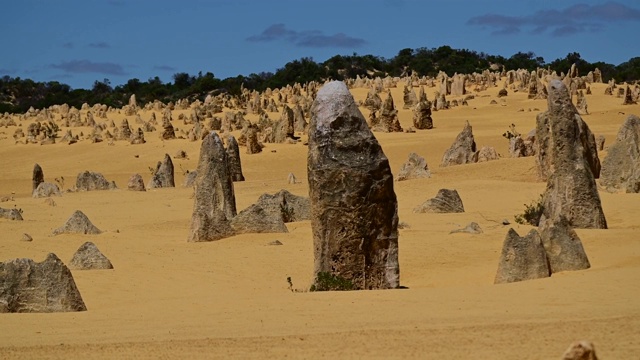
0,80 -> 639,359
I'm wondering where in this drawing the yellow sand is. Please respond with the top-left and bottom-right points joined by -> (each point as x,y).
0,81 -> 639,359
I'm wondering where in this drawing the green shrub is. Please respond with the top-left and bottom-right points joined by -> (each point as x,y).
309,272 -> 354,292
514,195 -> 544,226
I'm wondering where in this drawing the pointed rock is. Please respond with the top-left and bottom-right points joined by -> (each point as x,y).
52,210 -> 101,235
69,242 -> 113,270
538,216 -> 590,273
32,163 -> 44,193
187,132 -> 236,242
395,153 -> 431,181
494,229 -> 551,284
226,135 -> 245,182
413,189 -> 464,213
372,90 -> 403,133
440,121 -> 478,166
537,80 -> 606,229
600,114 -> 640,192
147,154 -> 175,188
412,98 -> 433,129
308,81 -> 400,290
0,253 -> 87,313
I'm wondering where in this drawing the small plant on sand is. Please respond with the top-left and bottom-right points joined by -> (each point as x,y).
514,195 -> 544,226
502,123 -> 520,140
280,204 -> 295,223
309,272 -> 354,292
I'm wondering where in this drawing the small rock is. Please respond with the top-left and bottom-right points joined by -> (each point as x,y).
561,340 -> 598,360
450,222 -> 482,234
268,240 -> 283,246
21,233 -> 33,242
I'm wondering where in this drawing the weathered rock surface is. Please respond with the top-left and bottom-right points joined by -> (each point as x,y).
477,146 -> 500,162
413,189 -> 464,213
32,182 -> 61,198
127,173 -> 146,191
412,98 -> 433,129
537,80 -> 607,229
76,171 -> 116,191
308,81 -> 399,290
69,242 -> 114,270
395,153 -> 431,181
0,253 -> 87,313
494,229 -> 551,284
440,121 -> 478,166
182,170 -> 198,188
230,204 -> 288,234
147,154 -> 175,189
52,210 -> 101,235
450,222 -> 483,234
32,163 -> 44,193
600,114 -> 640,192
538,216 -> 590,273
226,135 -> 245,182
372,90 -> 403,133
256,189 -> 310,222
0,207 -> 23,221
187,132 -> 236,242
561,340 -> 599,360
245,125 -> 263,154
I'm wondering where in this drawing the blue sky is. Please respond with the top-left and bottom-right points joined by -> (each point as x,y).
1,0 -> 638,89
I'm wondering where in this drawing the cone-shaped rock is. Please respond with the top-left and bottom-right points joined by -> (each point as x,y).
538,216 -> 590,273
32,163 -> 44,193
0,253 -> 87,313
440,121 -> 478,166
308,81 -> 399,290
395,153 -> 431,181
413,189 -> 464,213
69,242 -> 114,270
147,154 -> 175,189
226,135 -> 245,182
187,132 -> 236,242
600,114 -> 640,192
293,104 -> 307,133
494,229 -> 551,284
537,80 -> 607,229
52,210 -> 101,235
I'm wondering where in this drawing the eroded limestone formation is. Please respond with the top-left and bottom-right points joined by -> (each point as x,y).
308,81 -> 399,290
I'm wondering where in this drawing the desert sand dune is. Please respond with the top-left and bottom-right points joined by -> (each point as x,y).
1,80 -> 639,359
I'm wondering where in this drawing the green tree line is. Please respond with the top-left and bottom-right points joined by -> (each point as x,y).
1,47 -> 638,114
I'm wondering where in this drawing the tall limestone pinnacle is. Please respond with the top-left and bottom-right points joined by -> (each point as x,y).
307,81 -> 400,290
